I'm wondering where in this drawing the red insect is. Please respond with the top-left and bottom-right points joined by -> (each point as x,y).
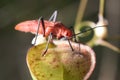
15,11 -> 73,39
15,11 -> 105,56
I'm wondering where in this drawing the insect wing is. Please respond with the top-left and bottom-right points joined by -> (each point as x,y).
15,20 -> 39,34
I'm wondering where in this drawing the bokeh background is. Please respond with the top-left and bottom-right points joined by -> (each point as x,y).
0,0 -> 120,80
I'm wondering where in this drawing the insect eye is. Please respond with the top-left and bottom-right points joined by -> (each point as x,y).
65,31 -> 71,37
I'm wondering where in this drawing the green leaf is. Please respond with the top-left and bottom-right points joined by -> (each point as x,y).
26,41 -> 96,80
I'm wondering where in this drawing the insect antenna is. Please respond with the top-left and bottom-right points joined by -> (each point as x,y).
49,10 -> 57,22
69,25 -> 107,40
75,25 -> 107,36
68,25 -> 107,52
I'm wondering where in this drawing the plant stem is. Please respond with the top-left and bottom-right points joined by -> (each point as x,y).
74,0 -> 88,30
96,39 -> 120,53
99,0 -> 105,17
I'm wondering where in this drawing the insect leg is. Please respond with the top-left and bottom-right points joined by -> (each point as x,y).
72,27 -> 77,42
49,10 -> 57,22
42,32 -> 53,56
40,17 -> 45,37
78,43 -> 81,52
33,17 -> 45,45
67,39 -> 74,51
72,27 -> 81,52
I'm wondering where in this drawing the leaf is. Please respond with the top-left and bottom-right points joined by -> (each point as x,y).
26,40 -> 96,80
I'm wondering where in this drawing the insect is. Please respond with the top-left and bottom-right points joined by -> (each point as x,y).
15,10 -> 106,56
15,11 -> 73,39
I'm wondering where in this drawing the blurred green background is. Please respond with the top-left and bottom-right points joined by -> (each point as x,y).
0,0 -> 120,80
